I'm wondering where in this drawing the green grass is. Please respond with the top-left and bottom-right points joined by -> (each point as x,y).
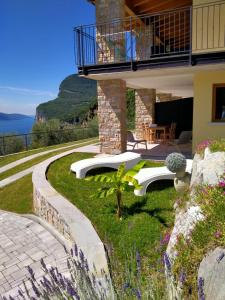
0,138 -> 98,181
0,174 -> 33,214
0,137 -> 98,168
47,153 -> 177,295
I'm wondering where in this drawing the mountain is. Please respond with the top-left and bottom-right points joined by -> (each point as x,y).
36,74 -> 97,123
0,112 -> 33,121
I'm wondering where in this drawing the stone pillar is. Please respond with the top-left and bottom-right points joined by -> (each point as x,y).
135,89 -> 156,138
95,0 -> 125,64
98,79 -> 127,154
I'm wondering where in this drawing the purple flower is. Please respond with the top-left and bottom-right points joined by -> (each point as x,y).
163,252 -> 171,273
31,280 -> 41,297
27,266 -> 35,281
136,251 -> 141,274
198,277 -> 205,300
133,288 -> 142,299
123,282 -> 130,290
74,244 -> 78,256
40,258 -> 47,272
179,270 -> 186,284
161,232 -> 171,245
217,252 -> 225,263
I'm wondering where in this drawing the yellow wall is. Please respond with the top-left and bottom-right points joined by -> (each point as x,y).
193,70 -> 225,151
192,0 -> 225,53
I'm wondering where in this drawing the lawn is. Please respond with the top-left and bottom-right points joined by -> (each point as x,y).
0,137 -> 98,168
0,138 -> 98,181
0,174 -> 33,214
47,153 -> 177,298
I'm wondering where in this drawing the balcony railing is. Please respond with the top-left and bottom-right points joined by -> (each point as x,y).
74,6 -> 192,68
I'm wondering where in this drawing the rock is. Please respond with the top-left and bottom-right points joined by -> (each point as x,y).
191,149 -> 225,188
167,206 -> 204,259
198,247 -> 225,300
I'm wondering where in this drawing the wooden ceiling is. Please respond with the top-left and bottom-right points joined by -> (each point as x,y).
88,0 -> 192,17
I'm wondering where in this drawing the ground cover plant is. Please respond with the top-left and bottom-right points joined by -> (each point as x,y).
172,171 -> 225,299
47,153 -> 177,298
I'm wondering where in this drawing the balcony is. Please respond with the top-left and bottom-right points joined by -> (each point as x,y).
74,2 -> 225,75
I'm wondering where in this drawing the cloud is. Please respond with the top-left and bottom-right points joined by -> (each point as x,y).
0,86 -> 57,98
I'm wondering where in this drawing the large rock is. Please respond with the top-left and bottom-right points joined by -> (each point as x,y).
198,247 -> 225,300
191,149 -> 225,188
165,148 -> 225,300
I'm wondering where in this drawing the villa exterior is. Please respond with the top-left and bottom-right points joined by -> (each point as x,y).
75,0 -> 225,154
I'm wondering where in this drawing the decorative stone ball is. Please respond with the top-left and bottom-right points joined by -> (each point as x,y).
165,152 -> 187,176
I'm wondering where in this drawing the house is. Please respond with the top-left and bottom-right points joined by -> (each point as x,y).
74,0 -> 225,154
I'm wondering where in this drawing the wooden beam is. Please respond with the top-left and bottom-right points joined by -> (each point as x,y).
137,0 -> 191,14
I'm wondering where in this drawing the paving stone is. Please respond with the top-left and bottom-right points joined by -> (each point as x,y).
0,210 -> 70,297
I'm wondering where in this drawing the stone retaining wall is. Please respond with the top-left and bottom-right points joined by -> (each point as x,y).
32,148 -> 111,280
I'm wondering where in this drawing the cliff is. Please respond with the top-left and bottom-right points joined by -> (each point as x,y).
36,74 -> 97,123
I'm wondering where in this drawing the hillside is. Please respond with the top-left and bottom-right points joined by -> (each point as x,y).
36,74 -> 97,123
0,113 -> 32,121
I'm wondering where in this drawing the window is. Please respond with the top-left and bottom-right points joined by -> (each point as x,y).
212,84 -> 225,122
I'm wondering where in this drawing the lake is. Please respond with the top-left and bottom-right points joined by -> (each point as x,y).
0,117 -> 35,135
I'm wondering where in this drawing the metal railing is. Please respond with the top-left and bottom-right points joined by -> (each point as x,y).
74,6 -> 191,67
0,127 -> 98,156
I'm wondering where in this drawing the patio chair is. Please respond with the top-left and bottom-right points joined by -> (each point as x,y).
133,159 -> 193,196
127,131 -> 147,150
160,122 -> 177,142
70,151 -> 141,179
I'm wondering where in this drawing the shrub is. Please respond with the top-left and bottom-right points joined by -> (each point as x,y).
165,153 -> 186,173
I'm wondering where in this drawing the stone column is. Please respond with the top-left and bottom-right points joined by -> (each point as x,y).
98,79 -> 127,154
95,0 -> 125,64
135,89 -> 156,138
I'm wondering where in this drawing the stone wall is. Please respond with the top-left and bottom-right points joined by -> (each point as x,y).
32,148 -> 111,283
98,79 -> 127,154
135,88 -> 156,138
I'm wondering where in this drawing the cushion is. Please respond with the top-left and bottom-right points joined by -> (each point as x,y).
177,131 -> 192,144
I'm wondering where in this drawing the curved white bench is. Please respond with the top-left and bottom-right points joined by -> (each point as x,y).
70,152 -> 141,179
134,159 -> 193,196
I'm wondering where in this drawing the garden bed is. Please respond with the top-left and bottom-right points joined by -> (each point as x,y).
47,152 -> 178,298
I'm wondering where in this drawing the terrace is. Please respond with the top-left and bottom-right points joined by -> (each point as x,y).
74,1 -> 225,75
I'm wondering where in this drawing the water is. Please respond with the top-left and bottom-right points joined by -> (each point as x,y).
0,116 -> 35,135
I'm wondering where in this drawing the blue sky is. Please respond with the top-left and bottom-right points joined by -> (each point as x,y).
0,0 -> 95,115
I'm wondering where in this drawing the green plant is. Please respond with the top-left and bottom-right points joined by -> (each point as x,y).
173,170 -> 225,298
86,162 -> 145,219
165,153 -> 186,173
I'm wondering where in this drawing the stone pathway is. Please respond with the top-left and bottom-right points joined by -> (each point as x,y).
0,211 -> 69,299
0,138 -> 98,174
0,142 -> 100,188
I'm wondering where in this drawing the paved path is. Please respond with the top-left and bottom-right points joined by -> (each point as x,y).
0,210 -> 69,299
0,142 -> 100,189
0,138 -> 98,174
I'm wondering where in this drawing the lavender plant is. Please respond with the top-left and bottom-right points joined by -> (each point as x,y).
5,244 -> 113,300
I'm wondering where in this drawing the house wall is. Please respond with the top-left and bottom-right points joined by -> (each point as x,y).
192,0 -> 225,53
192,70 -> 225,150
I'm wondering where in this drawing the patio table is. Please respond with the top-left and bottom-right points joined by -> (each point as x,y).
148,125 -> 168,143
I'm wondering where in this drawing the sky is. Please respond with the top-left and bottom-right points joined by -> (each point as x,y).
0,0 -> 95,115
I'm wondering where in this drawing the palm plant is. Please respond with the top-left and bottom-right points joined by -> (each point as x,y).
85,161 -> 145,219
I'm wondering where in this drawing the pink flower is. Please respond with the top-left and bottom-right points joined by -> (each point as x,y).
214,231 -> 222,239
218,181 -> 225,188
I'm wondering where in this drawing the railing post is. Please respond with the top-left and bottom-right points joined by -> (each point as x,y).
130,16 -> 133,70
189,6 -> 193,65
76,28 -> 82,67
80,25 -> 85,73
2,136 -> 5,155
25,134 -> 28,151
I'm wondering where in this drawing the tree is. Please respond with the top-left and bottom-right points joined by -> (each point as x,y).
85,161 -> 145,219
